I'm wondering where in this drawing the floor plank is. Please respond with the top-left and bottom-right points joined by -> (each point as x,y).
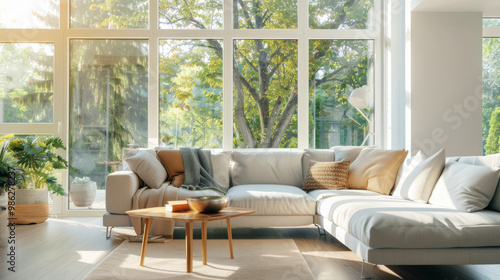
1,218 -> 500,280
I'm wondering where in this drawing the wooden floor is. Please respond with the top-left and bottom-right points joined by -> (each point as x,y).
1,218 -> 500,280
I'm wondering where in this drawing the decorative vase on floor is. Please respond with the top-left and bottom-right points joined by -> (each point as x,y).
70,182 -> 97,207
10,188 -> 49,225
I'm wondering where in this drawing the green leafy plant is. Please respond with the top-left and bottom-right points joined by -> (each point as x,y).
0,135 -> 25,193
7,136 -> 68,196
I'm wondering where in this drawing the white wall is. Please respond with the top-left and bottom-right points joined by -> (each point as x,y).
410,12 -> 483,156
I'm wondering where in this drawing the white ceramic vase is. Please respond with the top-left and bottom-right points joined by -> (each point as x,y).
70,182 -> 97,207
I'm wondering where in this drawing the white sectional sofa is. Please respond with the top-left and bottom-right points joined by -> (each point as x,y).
103,148 -> 500,270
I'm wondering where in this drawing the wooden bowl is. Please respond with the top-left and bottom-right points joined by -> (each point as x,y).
187,196 -> 228,213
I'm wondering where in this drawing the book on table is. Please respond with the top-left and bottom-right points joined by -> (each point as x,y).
165,200 -> 191,212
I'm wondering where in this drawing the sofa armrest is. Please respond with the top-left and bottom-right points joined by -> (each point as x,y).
105,171 -> 142,214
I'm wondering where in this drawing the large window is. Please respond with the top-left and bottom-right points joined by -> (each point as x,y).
483,19 -> 500,155
0,43 -> 54,124
0,0 -> 382,213
68,39 -> 148,209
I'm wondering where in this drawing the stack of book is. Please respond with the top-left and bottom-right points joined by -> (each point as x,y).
165,200 -> 191,212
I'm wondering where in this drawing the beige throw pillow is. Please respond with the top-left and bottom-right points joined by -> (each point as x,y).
125,151 -> 167,189
302,161 -> 350,191
347,149 -> 408,195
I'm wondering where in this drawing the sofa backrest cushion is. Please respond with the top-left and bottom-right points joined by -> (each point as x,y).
301,149 -> 335,183
211,150 -> 231,190
231,151 -> 305,187
348,148 -> 408,195
456,154 -> 500,212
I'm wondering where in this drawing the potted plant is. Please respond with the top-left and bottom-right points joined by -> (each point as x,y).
70,176 -> 97,207
7,136 -> 68,224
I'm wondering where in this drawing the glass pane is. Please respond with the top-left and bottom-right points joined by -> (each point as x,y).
159,39 -> 223,148
484,18 -> 500,28
234,0 -> 297,29
159,0 -> 223,29
233,39 -> 298,148
483,38 -> 500,155
69,39 -> 148,209
0,43 -> 54,123
71,0 -> 148,29
309,0 -> 373,29
309,40 -> 374,148
0,0 -> 59,28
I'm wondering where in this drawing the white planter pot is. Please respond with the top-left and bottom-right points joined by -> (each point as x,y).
70,182 -> 97,207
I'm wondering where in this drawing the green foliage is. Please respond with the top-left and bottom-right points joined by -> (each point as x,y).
0,135 -> 25,193
309,0 -> 373,29
483,38 -> 500,148
485,107 -> 500,155
72,0 -> 148,29
0,43 -> 54,123
7,136 -> 68,196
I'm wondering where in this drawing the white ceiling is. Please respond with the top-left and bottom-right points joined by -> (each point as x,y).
412,0 -> 500,17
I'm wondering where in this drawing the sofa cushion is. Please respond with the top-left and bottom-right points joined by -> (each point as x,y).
302,161 -> 350,191
393,148 -> 445,203
347,149 -> 408,195
332,146 -> 365,162
456,154 -> 500,212
429,162 -> 500,212
156,149 -> 185,188
226,184 -> 316,215
122,148 -> 156,170
124,151 -> 167,189
211,150 -> 231,190
231,151 -> 304,187
301,149 -> 335,183
392,151 -> 422,196
308,189 -> 381,201
317,194 -> 500,249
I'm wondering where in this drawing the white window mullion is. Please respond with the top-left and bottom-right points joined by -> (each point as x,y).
297,0 -> 309,149
222,0 -> 234,151
148,0 -> 160,148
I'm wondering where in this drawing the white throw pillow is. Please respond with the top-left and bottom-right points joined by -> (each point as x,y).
122,148 -> 156,170
124,151 -> 167,189
429,162 -> 500,212
394,148 -> 445,203
392,151 -> 424,196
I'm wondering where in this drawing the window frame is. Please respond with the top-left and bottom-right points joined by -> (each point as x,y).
0,0 -> 385,216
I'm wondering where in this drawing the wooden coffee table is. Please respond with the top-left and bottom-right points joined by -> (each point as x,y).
126,207 -> 255,273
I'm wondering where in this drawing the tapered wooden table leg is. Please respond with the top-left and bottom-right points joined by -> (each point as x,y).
226,218 -> 233,259
202,220 -> 208,265
140,218 -> 151,266
185,221 -> 193,273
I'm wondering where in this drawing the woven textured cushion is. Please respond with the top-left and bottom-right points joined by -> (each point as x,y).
302,161 -> 350,191
124,151 -> 167,189
347,149 -> 408,195
156,150 -> 185,188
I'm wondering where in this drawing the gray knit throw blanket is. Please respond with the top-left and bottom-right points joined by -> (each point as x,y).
180,148 -> 226,194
